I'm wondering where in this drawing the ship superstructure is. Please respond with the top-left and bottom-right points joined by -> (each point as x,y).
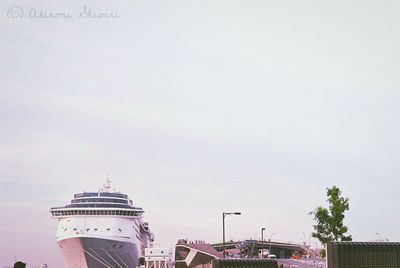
50,178 -> 154,268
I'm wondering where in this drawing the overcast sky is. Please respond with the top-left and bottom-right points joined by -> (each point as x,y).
1,0 -> 400,267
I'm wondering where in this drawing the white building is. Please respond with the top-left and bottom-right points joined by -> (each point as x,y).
144,247 -> 175,268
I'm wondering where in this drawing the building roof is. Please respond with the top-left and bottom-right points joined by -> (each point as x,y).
182,243 -> 223,259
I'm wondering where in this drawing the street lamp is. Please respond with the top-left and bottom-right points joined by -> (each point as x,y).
222,212 -> 241,258
269,233 -> 275,254
261,228 -> 266,258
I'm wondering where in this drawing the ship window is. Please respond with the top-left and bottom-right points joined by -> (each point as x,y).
106,228 -> 110,231
119,228 -> 122,232
86,228 -> 90,231
73,228 -> 77,231
94,228 -> 98,231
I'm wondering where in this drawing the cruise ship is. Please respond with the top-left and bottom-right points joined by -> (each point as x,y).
50,178 -> 154,268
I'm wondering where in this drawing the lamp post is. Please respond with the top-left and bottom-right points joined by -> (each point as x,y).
269,233 -> 275,254
261,228 -> 266,258
222,212 -> 241,258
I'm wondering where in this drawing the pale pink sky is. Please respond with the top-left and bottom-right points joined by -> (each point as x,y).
1,0 -> 400,267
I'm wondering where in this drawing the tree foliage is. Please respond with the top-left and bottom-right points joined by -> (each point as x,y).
310,186 -> 352,245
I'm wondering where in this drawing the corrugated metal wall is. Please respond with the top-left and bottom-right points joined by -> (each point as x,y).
212,259 -> 278,268
327,241 -> 400,268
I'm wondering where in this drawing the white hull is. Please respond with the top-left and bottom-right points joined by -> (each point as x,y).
58,237 -> 139,268
51,180 -> 154,268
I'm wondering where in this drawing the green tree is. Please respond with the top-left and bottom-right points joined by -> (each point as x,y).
310,186 -> 352,245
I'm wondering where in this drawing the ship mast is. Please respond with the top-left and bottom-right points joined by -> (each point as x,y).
103,174 -> 112,192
